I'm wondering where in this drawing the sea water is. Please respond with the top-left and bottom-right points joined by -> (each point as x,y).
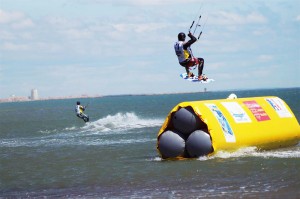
0,88 -> 299,198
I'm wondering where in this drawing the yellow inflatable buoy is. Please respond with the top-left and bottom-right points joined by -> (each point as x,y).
157,96 -> 300,159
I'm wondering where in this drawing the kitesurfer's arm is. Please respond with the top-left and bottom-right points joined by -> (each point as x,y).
183,32 -> 197,49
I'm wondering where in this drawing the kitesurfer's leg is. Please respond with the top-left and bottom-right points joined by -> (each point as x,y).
77,113 -> 86,122
197,58 -> 207,80
185,66 -> 190,74
197,58 -> 204,75
185,66 -> 195,78
185,58 -> 199,78
77,113 -> 82,119
84,115 -> 89,122
181,62 -> 193,78
81,113 -> 89,122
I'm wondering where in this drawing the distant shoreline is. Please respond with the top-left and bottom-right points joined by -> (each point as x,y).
0,87 -> 299,104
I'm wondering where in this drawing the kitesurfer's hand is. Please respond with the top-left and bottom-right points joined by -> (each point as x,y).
188,32 -> 193,37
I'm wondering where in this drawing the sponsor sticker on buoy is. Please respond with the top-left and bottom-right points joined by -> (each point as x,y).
243,100 -> 270,122
221,102 -> 252,123
266,97 -> 293,118
205,103 -> 236,143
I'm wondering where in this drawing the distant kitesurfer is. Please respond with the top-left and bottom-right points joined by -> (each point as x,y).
75,101 -> 89,122
174,32 -> 207,81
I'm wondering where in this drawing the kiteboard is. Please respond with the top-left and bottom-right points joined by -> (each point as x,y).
180,73 -> 215,83
76,113 -> 89,123
83,116 -> 89,123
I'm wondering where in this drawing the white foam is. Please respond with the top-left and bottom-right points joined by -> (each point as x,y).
39,126 -> 77,134
251,149 -> 300,158
81,112 -> 163,133
0,137 -> 156,148
80,138 -> 156,146
213,147 -> 258,159
0,113 -> 162,148
202,146 -> 300,160
148,157 -> 163,162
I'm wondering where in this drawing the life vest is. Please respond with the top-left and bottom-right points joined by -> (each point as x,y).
174,41 -> 192,63
75,105 -> 85,114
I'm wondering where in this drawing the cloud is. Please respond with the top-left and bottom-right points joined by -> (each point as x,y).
1,42 -> 30,51
246,12 -> 268,23
258,55 -> 273,62
11,18 -> 34,29
208,62 -> 227,70
0,9 -> 34,29
252,28 -> 271,36
0,9 -> 24,24
60,29 -> 94,40
210,11 -> 268,26
83,0 -> 199,6
296,15 -> 300,21
126,0 -> 199,6
112,22 -> 168,33
46,16 -> 81,29
0,30 -> 15,40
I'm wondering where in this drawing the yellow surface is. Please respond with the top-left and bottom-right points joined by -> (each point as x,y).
157,96 -> 300,156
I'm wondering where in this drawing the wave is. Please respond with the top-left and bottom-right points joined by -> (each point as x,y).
80,112 -> 163,133
37,112 -> 163,135
1,113 -> 162,148
0,137 -> 156,148
152,145 -> 300,161
197,146 -> 300,160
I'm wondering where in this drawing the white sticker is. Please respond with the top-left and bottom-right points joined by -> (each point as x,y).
266,98 -> 293,118
222,102 -> 252,123
205,103 -> 236,143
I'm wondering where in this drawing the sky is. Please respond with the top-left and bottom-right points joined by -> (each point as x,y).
0,0 -> 299,98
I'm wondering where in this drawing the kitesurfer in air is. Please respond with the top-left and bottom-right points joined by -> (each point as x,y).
174,32 -> 207,81
75,101 -> 89,122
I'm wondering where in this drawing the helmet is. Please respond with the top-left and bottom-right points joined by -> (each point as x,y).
178,32 -> 186,41
77,101 -> 80,105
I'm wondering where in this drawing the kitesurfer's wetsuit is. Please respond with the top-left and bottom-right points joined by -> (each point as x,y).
75,105 -> 89,122
174,33 -> 205,78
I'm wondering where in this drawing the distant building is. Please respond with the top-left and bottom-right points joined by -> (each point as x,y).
7,95 -> 29,102
31,89 -> 39,100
